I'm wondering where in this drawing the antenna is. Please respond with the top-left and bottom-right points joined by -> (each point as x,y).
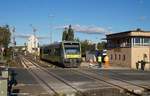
49,14 -> 55,44
12,27 -> 16,45
30,24 -> 37,37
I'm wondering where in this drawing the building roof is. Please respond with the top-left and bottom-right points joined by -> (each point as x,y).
106,29 -> 150,39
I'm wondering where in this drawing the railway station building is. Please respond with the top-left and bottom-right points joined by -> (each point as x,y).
106,29 -> 150,70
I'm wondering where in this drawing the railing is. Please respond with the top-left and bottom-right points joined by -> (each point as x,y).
107,43 -> 131,48
107,43 -> 150,48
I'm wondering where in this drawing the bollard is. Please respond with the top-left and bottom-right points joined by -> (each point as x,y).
2,69 -> 9,79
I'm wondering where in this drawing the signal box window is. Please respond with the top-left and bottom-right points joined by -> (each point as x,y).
115,54 -> 117,60
123,54 -> 125,61
119,54 -> 121,60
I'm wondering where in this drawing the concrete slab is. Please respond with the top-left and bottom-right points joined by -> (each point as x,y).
47,68 -> 121,96
10,68 -> 49,95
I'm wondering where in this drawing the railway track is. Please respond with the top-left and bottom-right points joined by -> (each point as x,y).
109,70 -> 150,90
22,55 -> 150,96
72,68 -> 150,96
20,55 -> 82,96
20,57 -> 58,95
24,56 -> 122,96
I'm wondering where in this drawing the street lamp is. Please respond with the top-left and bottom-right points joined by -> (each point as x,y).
49,14 -> 55,44
12,27 -> 16,60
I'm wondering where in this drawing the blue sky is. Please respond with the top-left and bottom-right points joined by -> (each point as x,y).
0,0 -> 150,45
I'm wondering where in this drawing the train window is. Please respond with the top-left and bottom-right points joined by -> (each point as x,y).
43,48 -> 49,54
49,49 -> 52,55
54,48 -> 60,56
64,43 -> 79,48
65,47 -> 80,54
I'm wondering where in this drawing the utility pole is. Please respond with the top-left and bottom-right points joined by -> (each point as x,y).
30,24 -> 37,52
50,31 -> 52,44
30,24 -> 38,60
49,14 -> 54,44
12,27 -> 16,60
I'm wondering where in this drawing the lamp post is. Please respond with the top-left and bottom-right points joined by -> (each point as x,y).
49,14 -> 55,44
12,27 -> 16,60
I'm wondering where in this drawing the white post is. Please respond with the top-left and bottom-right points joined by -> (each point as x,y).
131,37 -> 134,47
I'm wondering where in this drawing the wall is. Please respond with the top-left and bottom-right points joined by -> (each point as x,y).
131,46 -> 150,70
107,48 -> 131,67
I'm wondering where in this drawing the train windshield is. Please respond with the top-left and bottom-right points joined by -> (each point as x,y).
65,47 -> 80,54
64,43 -> 80,54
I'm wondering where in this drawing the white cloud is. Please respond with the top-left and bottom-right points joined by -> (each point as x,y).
55,24 -> 109,34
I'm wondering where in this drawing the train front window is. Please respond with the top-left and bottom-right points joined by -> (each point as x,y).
64,47 -> 80,54
64,43 -> 80,54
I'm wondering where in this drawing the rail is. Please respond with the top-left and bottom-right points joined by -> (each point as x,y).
23,54 -> 150,96
22,55 -> 84,96
72,69 -> 149,96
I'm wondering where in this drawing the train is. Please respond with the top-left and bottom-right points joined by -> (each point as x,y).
40,41 -> 82,67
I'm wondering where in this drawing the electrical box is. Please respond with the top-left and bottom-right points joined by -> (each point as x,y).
2,70 -> 8,79
0,77 -> 8,96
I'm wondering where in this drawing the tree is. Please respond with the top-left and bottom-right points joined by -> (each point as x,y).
74,37 -> 80,42
97,41 -> 106,51
67,25 -> 74,41
62,27 -> 68,41
62,25 -> 75,41
0,25 -> 11,48
80,40 -> 94,57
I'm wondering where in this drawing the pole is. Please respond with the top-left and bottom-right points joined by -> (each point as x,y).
12,27 -> 15,60
30,24 -> 37,53
30,24 -> 37,59
50,31 -> 52,44
49,14 -> 54,44
33,28 -> 36,51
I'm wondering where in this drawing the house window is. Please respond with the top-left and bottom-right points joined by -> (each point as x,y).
115,54 -> 117,60
134,37 -> 141,46
119,54 -> 121,60
123,54 -> 125,61
143,38 -> 150,45
135,37 -> 140,43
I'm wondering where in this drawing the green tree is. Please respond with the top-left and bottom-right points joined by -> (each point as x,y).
74,37 -> 80,42
0,25 -> 11,48
67,25 -> 74,41
62,25 -> 75,41
81,40 -> 94,57
97,41 -> 106,51
62,27 -> 68,41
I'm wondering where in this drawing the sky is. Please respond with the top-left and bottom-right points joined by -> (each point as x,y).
0,0 -> 150,45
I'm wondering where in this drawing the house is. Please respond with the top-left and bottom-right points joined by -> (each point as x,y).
27,35 -> 39,55
106,29 -> 150,70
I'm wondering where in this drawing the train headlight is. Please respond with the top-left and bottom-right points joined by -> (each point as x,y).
64,55 -> 67,59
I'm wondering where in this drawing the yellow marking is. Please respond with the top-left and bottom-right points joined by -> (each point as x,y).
66,54 -> 81,58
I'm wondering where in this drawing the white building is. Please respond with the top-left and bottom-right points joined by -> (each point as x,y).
27,35 -> 39,54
